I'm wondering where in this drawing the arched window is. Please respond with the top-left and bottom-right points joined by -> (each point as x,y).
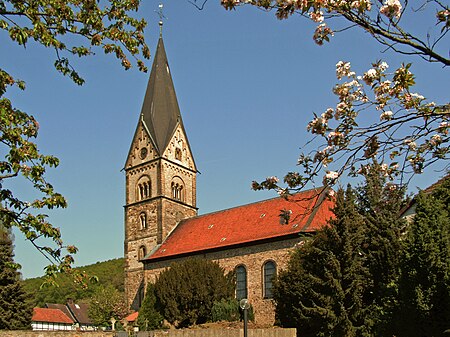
138,245 -> 147,261
235,265 -> 247,300
263,261 -> 276,299
175,147 -> 182,161
139,212 -> 147,230
171,176 -> 185,202
137,176 -> 151,201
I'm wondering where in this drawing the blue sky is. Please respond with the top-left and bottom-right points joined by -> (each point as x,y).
1,1 -> 448,279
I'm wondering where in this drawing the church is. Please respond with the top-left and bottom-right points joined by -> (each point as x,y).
123,34 -> 334,324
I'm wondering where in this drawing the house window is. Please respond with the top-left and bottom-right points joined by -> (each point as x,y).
139,212 -> 147,230
171,176 -> 185,202
236,265 -> 248,300
263,261 -> 276,299
175,147 -> 182,161
138,245 -> 147,261
137,176 -> 151,201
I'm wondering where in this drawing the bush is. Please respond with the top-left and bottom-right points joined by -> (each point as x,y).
212,298 -> 240,322
88,285 -> 127,328
211,298 -> 255,322
154,258 -> 234,328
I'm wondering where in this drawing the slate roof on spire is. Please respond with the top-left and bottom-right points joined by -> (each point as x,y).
140,37 -> 182,154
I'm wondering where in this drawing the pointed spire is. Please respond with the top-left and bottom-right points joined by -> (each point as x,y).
140,37 -> 182,155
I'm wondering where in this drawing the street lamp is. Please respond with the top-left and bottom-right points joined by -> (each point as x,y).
239,298 -> 250,337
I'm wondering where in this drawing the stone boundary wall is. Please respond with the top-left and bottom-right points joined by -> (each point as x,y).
0,329 -> 296,337
0,332 -> 115,337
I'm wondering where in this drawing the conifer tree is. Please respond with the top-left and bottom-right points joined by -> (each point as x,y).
356,165 -> 406,334
137,283 -> 163,331
396,176 -> 450,337
274,166 -> 406,336
273,187 -> 372,337
0,223 -> 32,330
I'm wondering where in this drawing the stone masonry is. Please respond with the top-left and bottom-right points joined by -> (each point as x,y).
142,238 -> 304,324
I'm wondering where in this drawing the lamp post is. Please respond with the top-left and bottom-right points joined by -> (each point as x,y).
239,298 -> 250,337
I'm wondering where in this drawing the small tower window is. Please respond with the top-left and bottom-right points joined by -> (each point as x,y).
137,176 -> 151,201
139,212 -> 147,230
171,176 -> 185,202
138,245 -> 147,261
175,147 -> 182,161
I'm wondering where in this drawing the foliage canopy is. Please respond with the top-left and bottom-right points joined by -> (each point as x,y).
0,0 -> 149,276
22,258 -> 124,307
221,0 -> 449,66
252,60 -> 449,199
396,175 -> 450,337
88,284 -> 127,328
273,167 -> 406,336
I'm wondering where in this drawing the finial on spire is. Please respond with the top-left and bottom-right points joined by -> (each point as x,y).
155,3 -> 166,37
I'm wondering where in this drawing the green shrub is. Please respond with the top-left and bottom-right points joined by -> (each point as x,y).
211,298 -> 255,322
154,258 -> 234,328
212,298 -> 240,322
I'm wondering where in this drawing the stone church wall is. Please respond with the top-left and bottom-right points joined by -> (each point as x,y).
143,237 -> 304,324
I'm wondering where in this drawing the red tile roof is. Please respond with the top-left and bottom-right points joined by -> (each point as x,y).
32,308 -> 74,324
145,188 -> 334,262
125,311 -> 139,322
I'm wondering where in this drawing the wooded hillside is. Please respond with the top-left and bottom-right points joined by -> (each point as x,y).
22,258 -> 124,307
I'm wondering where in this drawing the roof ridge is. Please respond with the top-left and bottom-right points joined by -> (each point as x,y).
184,186 -> 328,221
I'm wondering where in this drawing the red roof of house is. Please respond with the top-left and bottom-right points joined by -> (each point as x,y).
125,311 -> 139,322
32,308 -> 74,324
144,188 -> 334,262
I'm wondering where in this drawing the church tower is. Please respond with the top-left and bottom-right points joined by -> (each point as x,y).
124,36 -> 198,310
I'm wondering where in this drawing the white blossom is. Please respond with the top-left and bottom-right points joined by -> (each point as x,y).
380,110 -> 393,121
380,0 -> 402,19
410,93 -> 425,101
363,68 -> 378,84
325,171 -> 339,180
323,171 -> 339,185
266,176 -> 279,184
336,61 -> 352,79
404,139 -> 417,150
379,61 -> 389,72
430,134 -> 442,146
309,11 -> 324,22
